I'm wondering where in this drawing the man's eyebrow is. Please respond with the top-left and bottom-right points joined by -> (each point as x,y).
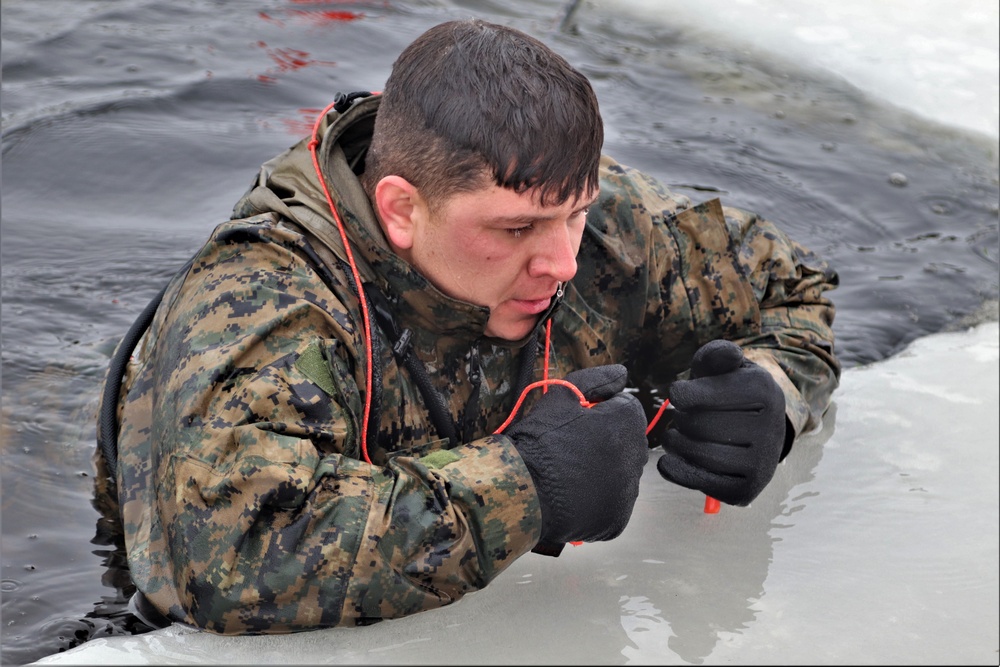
484,213 -> 541,225
485,196 -> 599,225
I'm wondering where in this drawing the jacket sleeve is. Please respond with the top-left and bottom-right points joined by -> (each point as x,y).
115,219 -> 541,634
716,202 -> 841,438
585,157 -> 840,439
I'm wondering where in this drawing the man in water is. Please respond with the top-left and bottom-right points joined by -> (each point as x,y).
98,18 -> 840,633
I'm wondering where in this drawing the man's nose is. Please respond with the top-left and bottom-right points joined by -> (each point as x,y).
528,225 -> 578,283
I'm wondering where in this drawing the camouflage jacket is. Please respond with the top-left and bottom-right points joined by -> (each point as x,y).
104,94 -> 840,634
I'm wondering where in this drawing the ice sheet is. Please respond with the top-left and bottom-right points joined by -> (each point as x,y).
33,321 -> 999,665
605,0 -> 1000,138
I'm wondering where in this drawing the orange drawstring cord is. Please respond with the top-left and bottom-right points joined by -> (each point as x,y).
309,100 -> 377,464
543,319 -> 552,393
492,379 -> 596,435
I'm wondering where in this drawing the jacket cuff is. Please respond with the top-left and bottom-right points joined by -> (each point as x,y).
742,349 -> 810,440
428,435 -> 544,574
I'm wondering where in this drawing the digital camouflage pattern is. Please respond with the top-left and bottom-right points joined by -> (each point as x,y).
98,94 -> 840,634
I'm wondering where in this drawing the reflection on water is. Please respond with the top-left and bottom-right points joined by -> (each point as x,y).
642,409 -> 831,664
620,595 -> 672,661
1,0 -> 997,664
413,407 -> 834,666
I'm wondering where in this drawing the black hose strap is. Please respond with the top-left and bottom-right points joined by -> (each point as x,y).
363,284 -> 460,447
96,280 -> 173,478
401,349 -> 459,447
513,330 -> 540,404
503,329 -> 541,431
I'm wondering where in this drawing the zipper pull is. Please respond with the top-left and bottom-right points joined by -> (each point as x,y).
392,329 -> 413,363
469,344 -> 482,387
461,344 -> 484,443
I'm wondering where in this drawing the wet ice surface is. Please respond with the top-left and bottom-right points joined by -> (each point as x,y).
31,321 -> 1000,665
2,0 -> 998,664
604,0 -> 999,139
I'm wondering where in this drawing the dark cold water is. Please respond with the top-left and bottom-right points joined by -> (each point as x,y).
1,0 -> 997,664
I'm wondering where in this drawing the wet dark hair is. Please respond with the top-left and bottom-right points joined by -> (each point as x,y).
363,19 -> 604,208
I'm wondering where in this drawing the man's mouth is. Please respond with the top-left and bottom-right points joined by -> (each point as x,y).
509,294 -> 554,315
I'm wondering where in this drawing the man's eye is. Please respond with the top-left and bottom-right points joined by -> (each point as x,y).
507,224 -> 534,238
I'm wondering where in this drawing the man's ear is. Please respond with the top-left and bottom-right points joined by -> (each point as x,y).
374,175 -> 424,251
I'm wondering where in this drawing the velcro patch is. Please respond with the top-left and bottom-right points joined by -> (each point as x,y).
295,339 -> 337,396
419,449 -> 461,470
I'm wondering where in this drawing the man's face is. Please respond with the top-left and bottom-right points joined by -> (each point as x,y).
405,183 -> 596,341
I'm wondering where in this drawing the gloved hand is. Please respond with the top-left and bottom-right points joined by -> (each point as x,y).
656,340 -> 786,506
505,364 -> 648,555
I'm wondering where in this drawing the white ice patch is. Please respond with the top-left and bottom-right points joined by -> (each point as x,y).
602,0 -> 1000,138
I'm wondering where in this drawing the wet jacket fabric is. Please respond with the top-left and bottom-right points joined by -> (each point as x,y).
103,94 -> 840,634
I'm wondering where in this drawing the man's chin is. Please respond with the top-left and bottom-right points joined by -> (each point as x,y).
484,316 -> 539,342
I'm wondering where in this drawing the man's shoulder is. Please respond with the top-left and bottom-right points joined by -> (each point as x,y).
595,156 -> 692,226
191,213 -> 347,272
205,212 -> 302,244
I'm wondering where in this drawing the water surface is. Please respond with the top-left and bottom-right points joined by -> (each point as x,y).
2,0 -> 997,664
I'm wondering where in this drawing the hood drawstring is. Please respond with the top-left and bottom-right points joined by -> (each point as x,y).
309,97 -> 378,463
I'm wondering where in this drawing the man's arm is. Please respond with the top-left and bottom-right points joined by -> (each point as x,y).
577,158 -> 839,505
588,157 -> 840,442
115,220 -> 540,633
720,203 -> 841,441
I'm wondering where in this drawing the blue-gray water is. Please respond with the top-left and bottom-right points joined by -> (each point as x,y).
2,1 -> 997,664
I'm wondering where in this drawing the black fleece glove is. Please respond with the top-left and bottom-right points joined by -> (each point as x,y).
506,365 -> 648,555
656,340 -> 786,506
